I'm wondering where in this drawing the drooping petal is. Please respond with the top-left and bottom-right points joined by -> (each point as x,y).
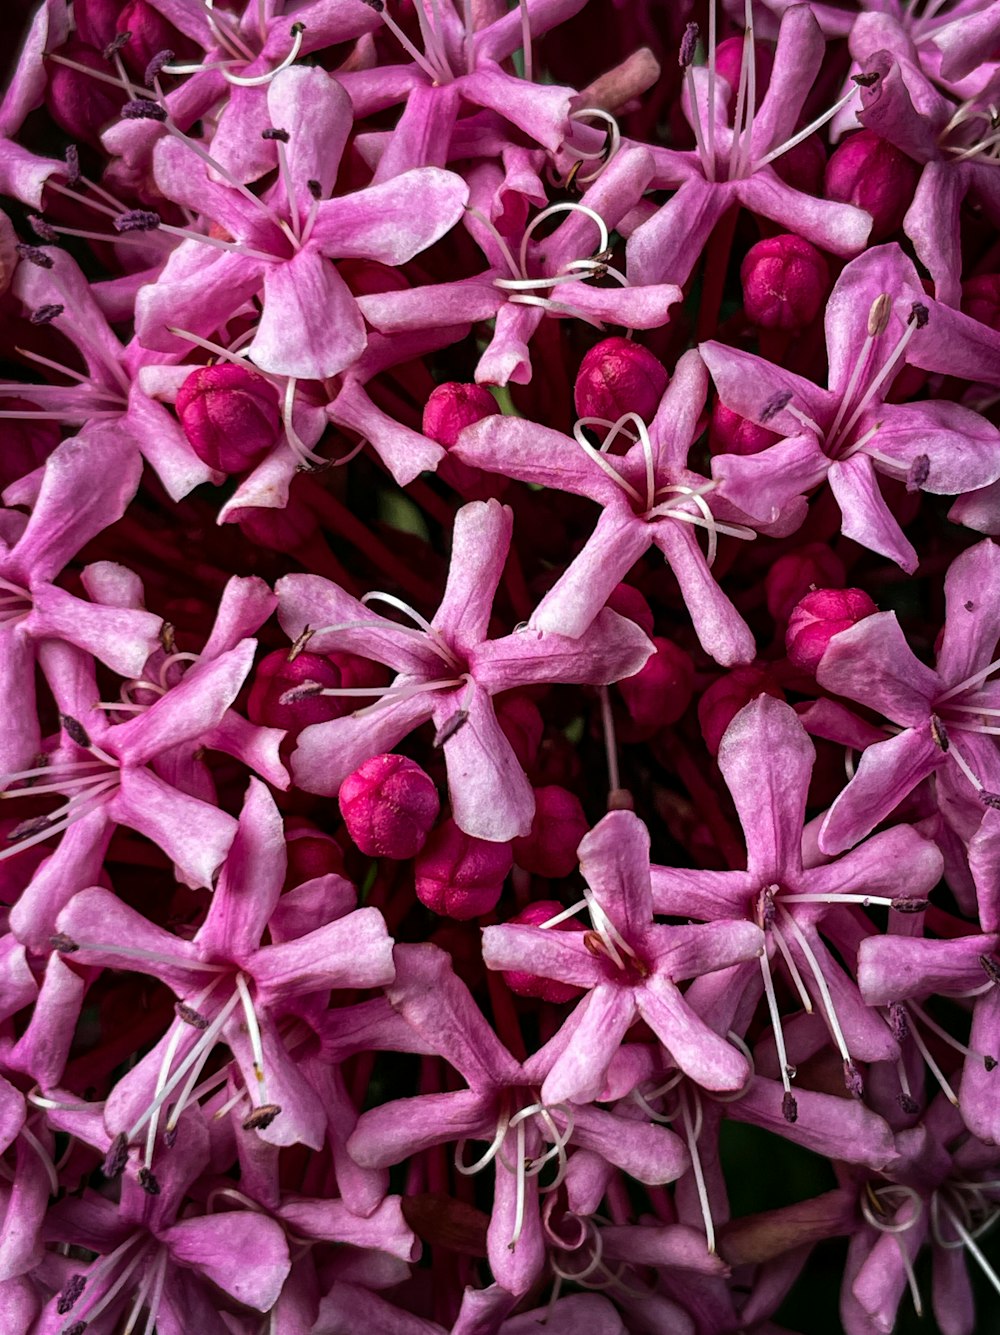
310,168 -> 469,263
197,779 -> 286,964
577,810 -> 653,937
160,1212 -> 291,1310
935,539 -> 1000,687
818,726 -> 942,855
291,692 -> 438,797
828,454 -> 917,572
540,986 -> 638,1105
249,247 -> 367,380
438,682 -> 535,841
433,500 -> 512,654
472,608 -> 654,689
525,508 -> 653,640
636,975 -> 751,1092
110,768 -> 238,889
717,695 -> 814,882
627,176 -> 734,288
653,521 -> 756,666
815,611 -> 941,727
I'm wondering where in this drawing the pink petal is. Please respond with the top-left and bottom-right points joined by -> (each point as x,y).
249,247 -> 366,380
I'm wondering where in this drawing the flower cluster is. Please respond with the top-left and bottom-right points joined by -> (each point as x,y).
0,0 -> 999,1331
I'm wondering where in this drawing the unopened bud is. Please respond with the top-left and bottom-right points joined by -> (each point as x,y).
698,667 -> 784,755
247,648 -> 387,735
176,363 -> 281,474
710,399 -> 781,456
825,130 -> 919,242
961,274 -> 1000,333
765,544 -> 846,625
618,636 -> 695,733
500,899 -> 587,1002
512,786 -> 588,879
423,381 -> 501,497
339,754 -> 440,860
47,41 -> 125,145
414,819 -> 512,919
741,234 -> 829,331
573,337 -> 669,424
785,587 -> 877,673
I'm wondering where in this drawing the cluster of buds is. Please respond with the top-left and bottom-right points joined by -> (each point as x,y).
0,1 -> 999,1333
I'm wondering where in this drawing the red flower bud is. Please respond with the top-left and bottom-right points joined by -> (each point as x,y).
495,695 -> 544,772
500,900 -> 586,1003
786,587 -> 877,673
962,275 -> 1000,334
824,130 -> 919,242
573,337 -> 669,423
765,544 -> 846,625
710,399 -> 781,456
46,42 -> 123,146
247,649 -> 387,734
176,363 -> 281,474
415,820 -> 512,919
284,820 -> 346,885
740,234 -> 829,331
618,636 -> 694,732
512,787 -> 589,879
339,754 -> 440,860
423,382 -> 501,498
698,666 -> 784,755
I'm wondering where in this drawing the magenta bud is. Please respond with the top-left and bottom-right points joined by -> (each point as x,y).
713,36 -> 773,102
339,754 -> 440,860
698,667 -> 784,755
765,544 -> 846,625
786,587 -> 877,673
423,382 -> 499,447
710,399 -> 781,456
740,234 -> 829,331
573,337 -> 669,424
500,900 -> 586,1003
424,382 -> 502,498
415,819 -> 512,919
606,583 -> 655,638
0,401 -> 60,490
772,134 -> 827,196
116,0 -> 186,78
512,787 -> 589,879
495,695 -> 544,772
176,363 -> 281,474
962,275 -> 1000,334
247,649 -> 387,734
619,636 -> 695,732
824,130 -> 919,242
284,821 -> 346,885
46,41 -> 123,146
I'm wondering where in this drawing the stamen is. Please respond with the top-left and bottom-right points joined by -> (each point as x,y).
283,377 -> 327,468
203,0 -> 257,61
830,303 -> 926,455
936,654 -> 1000,704
19,1124 -> 59,1196
934,1197 -> 1000,1299
564,108 -> 622,186
0,779 -> 118,862
758,948 -> 797,1115
770,921 -> 814,1014
571,419 -> 644,504
681,1088 -> 715,1251
235,972 -> 269,1106
456,1107 -> 511,1175
598,685 -> 621,800
537,898 -> 588,929
777,905 -> 858,1089
223,22 -> 305,86
361,591 -> 461,666
582,886 -> 639,967
752,82 -> 861,173
509,1115 -> 528,1249
907,999 -> 996,1070
907,1021 -> 960,1106
519,202 -> 610,282
362,0 -> 443,82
